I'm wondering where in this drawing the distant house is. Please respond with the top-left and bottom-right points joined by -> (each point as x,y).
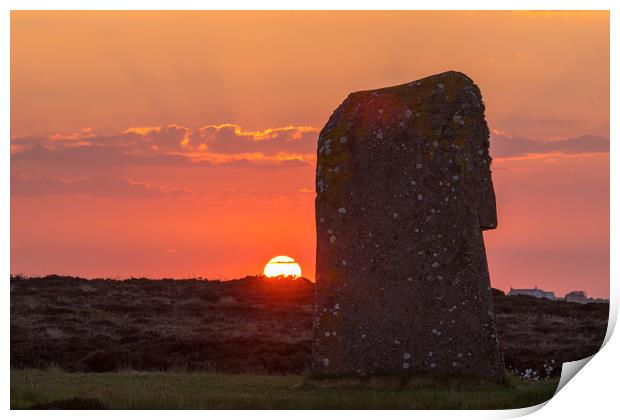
507,286 -> 556,300
564,291 -> 589,303
564,291 -> 609,304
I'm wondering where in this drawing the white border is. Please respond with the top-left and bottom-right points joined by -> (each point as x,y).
2,2 -> 616,419
0,1 -> 616,11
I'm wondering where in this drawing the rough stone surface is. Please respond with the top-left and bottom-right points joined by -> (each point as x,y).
312,71 -> 504,380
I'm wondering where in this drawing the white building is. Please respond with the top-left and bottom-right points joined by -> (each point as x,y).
507,286 -> 556,300
564,291 -> 589,303
564,291 -> 608,304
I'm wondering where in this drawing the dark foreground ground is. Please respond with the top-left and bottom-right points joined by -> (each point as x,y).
11,275 -> 608,379
10,275 -> 608,409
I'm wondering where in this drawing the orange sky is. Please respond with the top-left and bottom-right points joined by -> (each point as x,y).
10,11 -> 610,298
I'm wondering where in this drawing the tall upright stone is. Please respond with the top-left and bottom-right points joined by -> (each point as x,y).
312,71 -> 504,380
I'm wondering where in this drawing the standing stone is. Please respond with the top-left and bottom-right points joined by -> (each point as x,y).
312,71 -> 504,380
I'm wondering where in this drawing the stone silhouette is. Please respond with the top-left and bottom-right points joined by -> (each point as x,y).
312,71 -> 504,380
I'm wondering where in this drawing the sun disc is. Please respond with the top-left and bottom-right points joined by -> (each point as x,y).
264,255 -> 302,278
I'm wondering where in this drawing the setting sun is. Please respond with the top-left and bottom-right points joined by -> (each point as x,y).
263,256 -> 302,278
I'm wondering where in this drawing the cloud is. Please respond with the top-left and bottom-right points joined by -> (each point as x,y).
11,173 -> 192,198
12,124 -> 607,169
11,123 -> 318,169
11,144 -> 312,172
218,157 -> 310,170
122,124 -> 195,150
11,143 -> 201,169
49,127 -> 96,141
490,133 -> 609,158
198,124 -> 318,155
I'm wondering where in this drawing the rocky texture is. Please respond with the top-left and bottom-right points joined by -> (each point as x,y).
312,71 -> 503,380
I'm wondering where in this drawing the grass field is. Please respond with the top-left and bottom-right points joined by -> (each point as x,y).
11,369 -> 559,410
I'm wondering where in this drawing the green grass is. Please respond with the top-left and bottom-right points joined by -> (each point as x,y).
11,369 -> 559,410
